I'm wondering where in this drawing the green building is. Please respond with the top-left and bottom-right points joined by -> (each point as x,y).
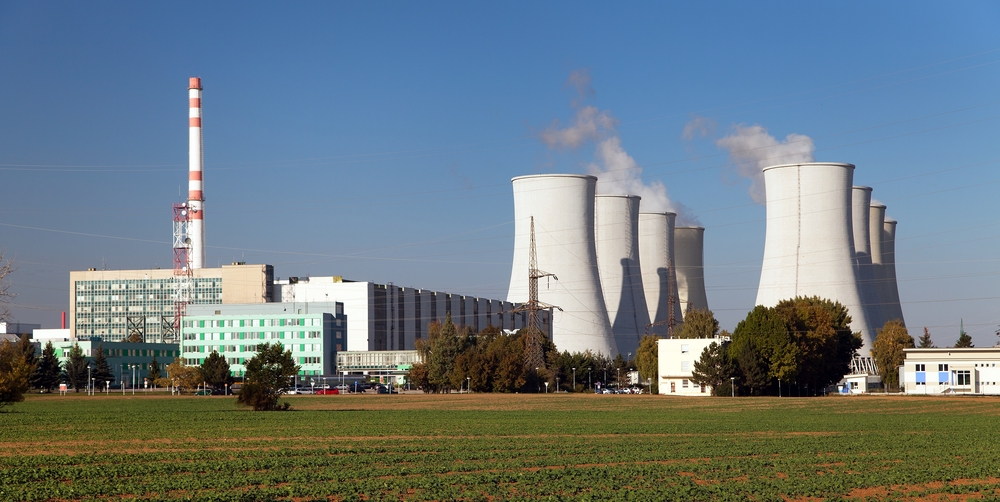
42,338 -> 180,388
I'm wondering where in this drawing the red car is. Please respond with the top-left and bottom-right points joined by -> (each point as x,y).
315,388 -> 339,395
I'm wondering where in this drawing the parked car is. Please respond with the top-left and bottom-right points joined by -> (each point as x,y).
375,385 -> 397,394
295,387 -> 314,395
315,388 -> 339,395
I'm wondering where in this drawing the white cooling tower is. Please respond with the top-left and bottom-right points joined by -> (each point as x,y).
638,212 -> 683,337
595,194 -> 650,357
868,202 -> 887,330
880,218 -> 905,325
851,187 -> 882,333
508,174 -> 617,356
674,226 -> 709,318
755,163 -> 875,353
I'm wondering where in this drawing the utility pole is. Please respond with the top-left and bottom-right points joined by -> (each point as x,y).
509,217 -> 560,371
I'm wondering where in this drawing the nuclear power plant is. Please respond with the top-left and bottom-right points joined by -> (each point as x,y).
637,212 -> 684,337
674,226 -> 709,319
594,194 -> 649,357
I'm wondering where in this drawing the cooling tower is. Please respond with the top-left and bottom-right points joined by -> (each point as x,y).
755,163 -> 875,353
868,202 -> 887,329
851,187 -> 882,333
674,226 -> 709,318
880,218 -> 905,326
595,194 -> 650,357
508,174 -> 617,356
638,212 -> 683,337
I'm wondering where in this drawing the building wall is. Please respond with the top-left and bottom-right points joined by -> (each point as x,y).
902,348 -> 1000,395
69,263 -> 272,342
657,338 -> 721,396
180,304 -> 345,377
44,339 -> 181,385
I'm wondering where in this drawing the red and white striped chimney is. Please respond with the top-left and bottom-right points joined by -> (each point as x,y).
188,77 -> 206,269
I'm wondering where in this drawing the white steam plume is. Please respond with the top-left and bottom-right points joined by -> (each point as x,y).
715,124 -> 814,204
539,71 -> 697,224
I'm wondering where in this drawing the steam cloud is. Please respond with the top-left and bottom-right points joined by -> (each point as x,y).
541,71 -> 697,224
714,124 -> 815,204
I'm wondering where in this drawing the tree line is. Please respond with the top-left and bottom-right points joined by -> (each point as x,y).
407,314 -> 636,393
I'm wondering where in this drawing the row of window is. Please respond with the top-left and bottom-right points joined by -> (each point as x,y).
183,343 -> 325,354
78,293 -> 221,303
184,318 -> 327,329
76,280 -> 221,291
182,331 -> 329,341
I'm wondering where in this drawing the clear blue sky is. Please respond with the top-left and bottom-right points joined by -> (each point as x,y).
2,2 -> 998,347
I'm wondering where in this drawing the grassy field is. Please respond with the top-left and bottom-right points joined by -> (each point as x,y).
2,393 -> 1000,501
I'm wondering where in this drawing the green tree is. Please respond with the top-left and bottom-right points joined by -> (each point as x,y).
200,351 -> 233,390
165,357 -> 201,392
237,343 -> 300,411
147,353 -> 161,384
917,327 -> 935,348
91,344 -> 114,389
871,320 -> 913,391
427,314 -> 465,393
731,337 -> 770,395
0,339 -> 34,408
954,330 -> 974,348
675,308 -> 720,339
634,336 -> 659,393
33,341 -> 61,392
16,335 -> 37,388
730,305 -> 796,392
64,343 -> 89,392
774,297 -> 862,393
127,332 -> 143,343
691,341 -> 736,396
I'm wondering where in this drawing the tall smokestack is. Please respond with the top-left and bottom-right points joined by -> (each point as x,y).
188,77 -> 206,269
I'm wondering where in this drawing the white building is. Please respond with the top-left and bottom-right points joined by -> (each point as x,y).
275,276 -> 549,352
657,337 -> 726,396
901,348 -> 1000,395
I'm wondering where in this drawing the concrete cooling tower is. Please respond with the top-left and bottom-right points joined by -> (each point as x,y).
880,218 -> 905,326
507,174 -> 617,356
851,187 -> 882,333
595,194 -> 650,357
868,202 -> 888,329
638,212 -> 683,337
674,226 -> 709,318
755,162 -> 876,353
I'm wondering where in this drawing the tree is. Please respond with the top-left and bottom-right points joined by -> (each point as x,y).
691,341 -> 736,396
954,333 -> 974,348
426,314 -> 465,393
871,320 -> 914,391
127,332 -> 144,343
147,354 -> 161,385
91,344 -> 114,389
64,343 -> 89,392
16,335 -> 37,387
730,305 -> 795,393
917,327 -> 936,348
237,343 -> 300,411
675,308 -> 720,339
0,339 -> 34,408
773,297 -> 862,393
165,357 -> 201,392
200,351 -> 233,390
33,341 -> 61,392
634,336 -> 660,393
0,251 -> 16,322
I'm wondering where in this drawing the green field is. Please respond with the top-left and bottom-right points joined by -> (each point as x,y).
2,393 -> 1000,501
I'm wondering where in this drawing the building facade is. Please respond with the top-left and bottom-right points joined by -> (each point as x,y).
43,338 -> 180,387
274,276 -> 549,352
70,263 -> 274,342
902,348 -> 1000,395
657,337 -> 726,396
181,302 -> 346,377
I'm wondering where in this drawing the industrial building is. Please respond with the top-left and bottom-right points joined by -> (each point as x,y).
69,263 -> 274,343
43,338 -> 181,387
180,302 -> 346,377
274,276 -> 549,351
901,348 -> 1000,395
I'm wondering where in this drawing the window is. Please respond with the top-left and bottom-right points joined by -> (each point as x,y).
938,364 -> 949,372
681,344 -> 689,354
915,364 -> 925,372
681,361 -> 690,372
956,370 -> 971,386
682,379 -> 689,389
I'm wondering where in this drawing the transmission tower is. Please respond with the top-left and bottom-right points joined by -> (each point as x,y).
509,216 -> 560,370
165,203 -> 193,343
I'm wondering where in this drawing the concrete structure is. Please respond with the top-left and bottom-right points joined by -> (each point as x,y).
276,276 -> 547,352
44,338 -> 181,388
868,202 -> 888,329
673,226 -> 709,318
32,328 -> 71,343
902,348 -> 1000,395
851,187 -> 882,333
337,350 -> 421,385
879,218 -> 905,325
755,163 -> 875,353
507,174 -> 616,356
0,322 -> 41,336
187,77 -> 206,269
182,302 -> 346,377
70,263 -> 274,342
638,212 -> 683,337
657,337 -> 724,395
594,194 -> 649,357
